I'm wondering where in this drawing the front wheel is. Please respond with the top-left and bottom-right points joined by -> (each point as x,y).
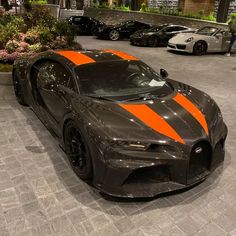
64,121 -> 93,180
147,36 -> 160,47
193,41 -> 207,55
109,30 -> 120,41
12,71 -> 27,106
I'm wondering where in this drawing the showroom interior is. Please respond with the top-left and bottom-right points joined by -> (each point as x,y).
0,0 -> 236,235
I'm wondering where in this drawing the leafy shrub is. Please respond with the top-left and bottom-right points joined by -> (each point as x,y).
23,5 -> 56,29
28,43 -> 43,52
24,28 -> 40,44
116,4 -> 130,11
5,40 -> 19,53
140,3 -> 147,12
29,0 -> 47,4
0,50 -> 21,64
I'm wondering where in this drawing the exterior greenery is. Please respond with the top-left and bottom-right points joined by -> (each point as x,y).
0,63 -> 13,72
0,5 -> 81,66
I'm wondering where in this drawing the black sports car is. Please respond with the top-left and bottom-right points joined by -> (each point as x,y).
96,20 -> 151,41
67,15 -> 105,35
13,49 -> 227,198
130,24 -> 195,47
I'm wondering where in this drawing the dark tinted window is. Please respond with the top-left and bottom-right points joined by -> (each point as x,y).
36,61 -> 72,89
76,61 -> 168,96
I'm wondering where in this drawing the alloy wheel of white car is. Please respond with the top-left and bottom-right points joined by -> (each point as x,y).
109,30 -> 120,41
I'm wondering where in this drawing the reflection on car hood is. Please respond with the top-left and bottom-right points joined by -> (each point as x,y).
75,81 -> 219,146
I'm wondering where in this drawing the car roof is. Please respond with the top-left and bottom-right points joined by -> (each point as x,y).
53,49 -> 139,67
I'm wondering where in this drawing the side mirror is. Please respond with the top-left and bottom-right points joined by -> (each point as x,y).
215,33 -> 222,38
160,68 -> 168,78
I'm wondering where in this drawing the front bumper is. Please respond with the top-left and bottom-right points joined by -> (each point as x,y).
93,124 -> 227,198
167,42 -> 193,53
130,36 -> 147,46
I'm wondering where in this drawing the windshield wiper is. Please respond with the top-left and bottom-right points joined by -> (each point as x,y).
121,93 -> 164,102
85,94 -> 115,102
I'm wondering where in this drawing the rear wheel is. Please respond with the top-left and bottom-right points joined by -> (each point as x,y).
147,36 -> 159,47
64,121 -> 92,180
193,41 -> 207,55
12,71 -> 27,106
109,30 -> 120,41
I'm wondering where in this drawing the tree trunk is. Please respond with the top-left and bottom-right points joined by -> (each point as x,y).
216,0 -> 231,23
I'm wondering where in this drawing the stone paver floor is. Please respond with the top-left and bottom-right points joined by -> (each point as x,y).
0,36 -> 236,235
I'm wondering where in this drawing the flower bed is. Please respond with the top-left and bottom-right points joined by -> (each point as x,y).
0,5 -> 82,74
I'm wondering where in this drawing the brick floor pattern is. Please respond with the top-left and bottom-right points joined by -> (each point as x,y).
0,36 -> 236,235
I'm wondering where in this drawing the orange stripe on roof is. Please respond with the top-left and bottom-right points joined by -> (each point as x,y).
173,93 -> 208,135
56,51 -> 95,66
119,104 -> 185,144
104,50 -> 138,61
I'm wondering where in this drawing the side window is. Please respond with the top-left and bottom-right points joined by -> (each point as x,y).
36,61 -> 72,89
164,27 -> 176,32
174,26 -> 187,31
73,17 -> 82,24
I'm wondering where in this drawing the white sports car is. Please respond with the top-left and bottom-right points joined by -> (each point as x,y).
167,26 -> 236,55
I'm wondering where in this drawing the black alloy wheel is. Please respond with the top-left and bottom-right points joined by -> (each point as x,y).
193,41 -> 207,55
64,121 -> 92,180
147,36 -> 159,47
12,72 -> 27,105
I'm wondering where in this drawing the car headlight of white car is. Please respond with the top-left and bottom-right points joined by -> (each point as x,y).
185,37 -> 194,43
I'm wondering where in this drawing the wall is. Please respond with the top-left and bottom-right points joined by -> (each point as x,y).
84,7 -> 227,29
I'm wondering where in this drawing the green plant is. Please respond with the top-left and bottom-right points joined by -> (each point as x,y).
5,40 -> 19,53
29,0 -> 47,4
28,43 -> 43,52
116,4 -> 130,11
0,63 -> 13,72
140,2 -> 147,12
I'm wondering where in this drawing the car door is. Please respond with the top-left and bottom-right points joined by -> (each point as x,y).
37,60 -> 75,135
120,21 -> 137,37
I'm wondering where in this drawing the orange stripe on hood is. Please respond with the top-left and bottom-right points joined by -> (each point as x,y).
119,104 -> 185,144
173,93 -> 209,135
56,51 -> 95,66
104,50 -> 138,61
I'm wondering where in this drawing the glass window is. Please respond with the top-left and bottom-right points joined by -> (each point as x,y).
36,61 -> 72,89
76,61 -> 169,97
196,27 -> 218,36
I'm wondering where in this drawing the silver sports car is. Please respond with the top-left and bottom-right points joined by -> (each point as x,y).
167,26 -> 236,55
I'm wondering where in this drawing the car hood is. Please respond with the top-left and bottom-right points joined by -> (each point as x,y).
169,33 -> 210,44
74,80 -> 223,147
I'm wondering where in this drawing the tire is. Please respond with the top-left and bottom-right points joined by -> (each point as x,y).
91,26 -> 98,36
109,30 -> 120,41
146,36 -> 160,47
64,121 -> 93,180
12,71 -> 27,106
193,41 -> 207,55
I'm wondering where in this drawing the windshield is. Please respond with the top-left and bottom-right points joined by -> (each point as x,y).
148,25 -> 165,32
76,61 -> 170,97
196,27 -> 218,36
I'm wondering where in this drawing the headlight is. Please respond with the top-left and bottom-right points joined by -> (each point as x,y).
185,37 -> 194,43
110,140 -> 150,151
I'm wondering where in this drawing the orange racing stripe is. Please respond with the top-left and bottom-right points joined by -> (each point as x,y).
119,104 -> 185,144
56,51 -> 95,66
104,50 -> 138,61
173,93 -> 209,135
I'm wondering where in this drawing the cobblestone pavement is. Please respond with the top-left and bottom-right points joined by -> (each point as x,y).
0,36 -> 236,236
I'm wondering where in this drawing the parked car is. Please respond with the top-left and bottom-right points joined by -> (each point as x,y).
96,20 -> 151,41
130,24 -> 195,47
13,49 -> 227,198
167,26 -> 236,55
67,16 -> 105,35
